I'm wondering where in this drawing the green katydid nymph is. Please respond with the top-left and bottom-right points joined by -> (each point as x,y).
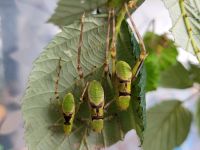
62,93 -> 75,135
115,61 -> 132,110
50,58 -> 75,135
87,80 -> 105,133
76,13 -> 105,133
103,4 -> 147,111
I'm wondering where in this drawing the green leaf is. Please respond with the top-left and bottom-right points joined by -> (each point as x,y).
159,62 -> 193,88
189,63 -> 200,83
22,17 -> 109,150
144,100 -> 192,150
49,0 -> 146,27
48,0 -> 107,27
143,32 -> 178,92
162,0 -> 200,62
195,98 -> 200,135
145,54 -> 160,92
22,17 -> 146,149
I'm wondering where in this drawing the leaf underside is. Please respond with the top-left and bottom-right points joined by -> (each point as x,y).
162,0 -> 200,61
48,0 -> 146,27
22,18 -> 146,150
48,0 -> 107,27
144,100 -> 192,150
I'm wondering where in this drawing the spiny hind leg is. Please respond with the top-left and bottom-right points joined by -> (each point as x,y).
103,9 -> 112,77
110,8 -> 117,78
49,57 -> 62,112
124,3 -> 147,80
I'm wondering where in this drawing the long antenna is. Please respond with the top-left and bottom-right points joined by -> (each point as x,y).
124,3 -> 147,80
54,57 -> 62,102
77,13 -> 85,85
104,9 -> 111,75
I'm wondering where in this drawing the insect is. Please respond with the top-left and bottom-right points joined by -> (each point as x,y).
115,61 -> 132,110
103,3 -> 147,111
62,93 -> 75,135
87,80 -> 105,133
50,58 -> 75,135
76,13 -> 105,133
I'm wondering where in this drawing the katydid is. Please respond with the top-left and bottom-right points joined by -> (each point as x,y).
76,13 -> 106,133
87,80 -> 104,133
103,3 -> 147,111
50,58 -> 75,135
62,93 -> 75,135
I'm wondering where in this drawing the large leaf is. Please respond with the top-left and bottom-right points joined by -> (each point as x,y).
162,0 -> 200,62
143,32 -> 178,92
159,62 -> 194,88
195,98 -> 200,135
22,17 -> 108,150
144,100 -> 192,150
48,0 -> 107,27
22,17 -> 145,150
49,0 -> 145,27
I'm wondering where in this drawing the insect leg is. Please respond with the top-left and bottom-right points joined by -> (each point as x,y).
49,57 -> 62,111
80,82 -> 89,102
110,8 -> 117,79
124,3 -> 147,80
104,98 -> 115,111
77,13 -> 85,88
103,9 -> 111,76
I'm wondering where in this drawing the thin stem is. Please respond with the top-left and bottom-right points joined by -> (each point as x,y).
179,0 -> 200,62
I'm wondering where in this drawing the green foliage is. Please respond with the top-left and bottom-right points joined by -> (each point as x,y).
160,62 -> 200,88
160,62 -> 193,88
108,0 -> 124,7
162,0 -> 200,62
195,98 -> 200,135
143,32 -> 178,92
22,18 -> 146,149
22,17 -> 108,150
144,100 -> 192,150
189,63 -> 200,83
131,67 -> 146,142
48,0 -> 107,27
49,0 -> 145,27
145,54 -> 160,92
